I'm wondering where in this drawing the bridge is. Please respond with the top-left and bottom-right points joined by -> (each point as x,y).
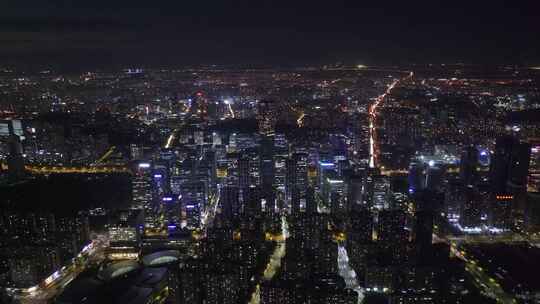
2,162 -> 129,175
1,145 -> 131,175
24,164 -> 130,174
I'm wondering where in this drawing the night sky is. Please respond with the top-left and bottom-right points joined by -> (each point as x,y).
0,0 -> 538,69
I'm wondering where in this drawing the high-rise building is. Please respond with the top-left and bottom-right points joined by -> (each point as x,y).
317,160 -> 335,189
257,100 -> 278,136
347,173 -> 366,211
509,141 -> 532,188
459,185 -> 482,228
490,135 -> 531,195
489,136 -> 532,229
285,152 -> 308,205
460,146 -> 479,186
377,209 -> 408,244
238,156 -> 250,189
260,135 -> 275,203
322,174 -> 346,214
490,194 -> 514,230
190,92 -> 209,121
179,258 -> 203,303
107,209 -> 143,260
203,150 -> 218,191
205,268 -> 240,304
130,143 -> 144,160
524,192 -> 540,234
412,190 -> 440,263
528,141 -> 540,192
132,163 -> 153,210
8,246 -> 61,288
347,207 -> 373,243
221,186 -> 240,220
5,120 -> 25,180
425,164 -> 444,191
408,161 -> 426,194
372,175 -> 391,210
304,186 -> 316,214
243,186 -> 263,217
180,181 -> 207,229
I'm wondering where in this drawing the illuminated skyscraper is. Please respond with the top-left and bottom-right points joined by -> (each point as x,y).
238,156 -> 250,189
107,209 -> 143,260
260,135 -> 275,203
180,181 -> 206,229
133,163 -> 153,210
285,152 -> 308,207
257,100 -> 277,136
130,143 -> 144,160
527,141 -> 540,192
190,92 -> 209,121
322,174 -> 346,214
4,120 -> 25,180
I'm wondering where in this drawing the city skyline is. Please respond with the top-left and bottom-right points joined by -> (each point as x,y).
1,2 -> 540,304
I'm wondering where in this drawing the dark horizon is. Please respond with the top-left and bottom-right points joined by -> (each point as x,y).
1,0 -> 539,69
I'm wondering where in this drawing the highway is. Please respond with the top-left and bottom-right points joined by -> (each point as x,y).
327,218 -> 365,303
444,239 -> 516,304
199,185 -> 221,237
368,71 -> 413,168
248,214 -> 289,304
337,242 -> 365,303
227,102 -> 235,118
6,235 -> 108,304
165,129 -> 178,149
93,146 -> 116,165
296,112 -> 305,127
288,104 -> 305,128
446,233 -> 526,244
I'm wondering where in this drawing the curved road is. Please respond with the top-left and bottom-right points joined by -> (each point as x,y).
6,235 -> 108,304
337,242 -> 365,303
248,214 -> 289,304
